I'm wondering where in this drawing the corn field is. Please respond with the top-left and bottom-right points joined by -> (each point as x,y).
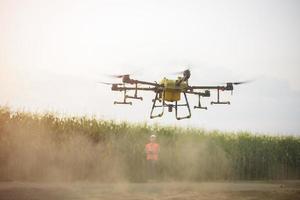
0,106 -> 299,182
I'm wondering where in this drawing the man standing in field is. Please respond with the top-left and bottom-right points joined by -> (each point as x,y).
145,134 -> 159,180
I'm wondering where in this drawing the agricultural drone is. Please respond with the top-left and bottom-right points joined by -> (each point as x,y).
100,69 -> 249,120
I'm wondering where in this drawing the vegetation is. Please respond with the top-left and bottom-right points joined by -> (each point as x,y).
0,106 -> 299,182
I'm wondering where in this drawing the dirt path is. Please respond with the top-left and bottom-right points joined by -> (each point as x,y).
0,181 -> 299,200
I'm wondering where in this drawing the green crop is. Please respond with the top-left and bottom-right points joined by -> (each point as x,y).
0,106 -> 299,182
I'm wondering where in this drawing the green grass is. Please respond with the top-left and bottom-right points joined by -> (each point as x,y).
0,106 -> 299,182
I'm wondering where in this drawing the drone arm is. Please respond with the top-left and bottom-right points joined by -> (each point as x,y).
189,85 -> 225,90
122,76 -> 160,87
186,90 -> 210,96
111,84 -> 163,105
111,86 -> 158,91
134,80 -> 160,87
188,85 -> 232,105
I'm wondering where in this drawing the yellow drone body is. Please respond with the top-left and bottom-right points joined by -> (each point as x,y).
160,77 -> 188,102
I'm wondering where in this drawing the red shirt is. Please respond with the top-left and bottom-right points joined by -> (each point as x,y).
145,142 -> 159,160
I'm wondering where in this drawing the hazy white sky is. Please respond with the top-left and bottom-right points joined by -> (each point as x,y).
1,0 -> 300,134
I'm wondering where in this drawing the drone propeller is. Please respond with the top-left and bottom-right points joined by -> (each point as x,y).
225,80 -> 253,85
106,69 -> 143,79
170,67 -> 191,75
97,81 -> 123,86
222,80 -> 253,95
171,70 -> 186,75
107,74 -> 133,79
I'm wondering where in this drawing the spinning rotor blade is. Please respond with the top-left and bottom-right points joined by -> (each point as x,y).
97,81 -> 123,85
171,70 -> 186,75
107,69 -> 142,79
171,68 -> 191,81
170,67 -> 191,75
107,74 -> 132,78
226,80 -> 254,85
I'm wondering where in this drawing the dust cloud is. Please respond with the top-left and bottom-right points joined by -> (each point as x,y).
0,117 -> 231,183
1,115 -> 299,200
0,124 -> 127,182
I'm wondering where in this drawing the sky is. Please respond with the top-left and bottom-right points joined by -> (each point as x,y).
0,0 -> 300,135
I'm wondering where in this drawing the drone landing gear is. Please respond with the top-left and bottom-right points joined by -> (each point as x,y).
150,92 -> 191,120
150,92 -> 165,118
175,92 -> 191,120
211,88 -> 230,105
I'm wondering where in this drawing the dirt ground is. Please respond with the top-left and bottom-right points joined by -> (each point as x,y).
0,181 -> 299,200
